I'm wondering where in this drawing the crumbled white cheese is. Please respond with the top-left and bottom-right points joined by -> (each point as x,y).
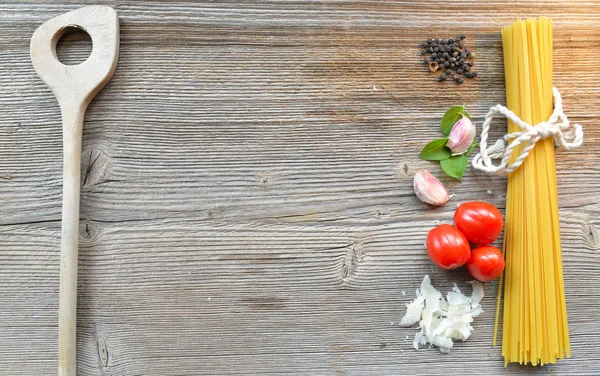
399,275 -> 484,353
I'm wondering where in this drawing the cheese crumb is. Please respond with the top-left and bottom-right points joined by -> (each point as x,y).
399,275 -> 484,353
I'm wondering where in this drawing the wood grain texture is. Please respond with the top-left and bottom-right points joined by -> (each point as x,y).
1,1 -> 599,375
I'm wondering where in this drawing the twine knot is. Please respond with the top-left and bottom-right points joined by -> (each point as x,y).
472,87 -> 584,175
537,123 -> 556,139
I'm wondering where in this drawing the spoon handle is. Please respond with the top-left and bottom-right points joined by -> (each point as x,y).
58,105 -> 85,376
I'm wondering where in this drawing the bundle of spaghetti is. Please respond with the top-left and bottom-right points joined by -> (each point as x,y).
492,17 -> 570,365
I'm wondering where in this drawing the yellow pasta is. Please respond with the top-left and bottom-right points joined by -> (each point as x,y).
493,17 -> 570,366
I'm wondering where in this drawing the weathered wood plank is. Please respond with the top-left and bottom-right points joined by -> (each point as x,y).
1,1 -> 600,375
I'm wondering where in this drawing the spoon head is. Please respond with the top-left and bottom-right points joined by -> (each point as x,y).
30,5 -> 119,108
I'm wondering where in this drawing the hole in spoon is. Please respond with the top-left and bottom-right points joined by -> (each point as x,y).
55,26 -> 92,65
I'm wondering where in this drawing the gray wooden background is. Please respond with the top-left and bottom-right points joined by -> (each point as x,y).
1,1 -> 599,375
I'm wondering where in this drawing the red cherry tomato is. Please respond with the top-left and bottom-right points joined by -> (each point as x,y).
466,245 -> 505,282
454,201 -> 503,245
426,224 -> 471,270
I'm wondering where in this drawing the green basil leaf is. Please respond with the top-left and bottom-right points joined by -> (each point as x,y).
464,140 -> 478,157
419,138 -> 451,161
440,154 -> 468,181
440,105 -> 471,136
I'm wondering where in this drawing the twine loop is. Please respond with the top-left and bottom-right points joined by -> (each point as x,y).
472,87 -> 583,175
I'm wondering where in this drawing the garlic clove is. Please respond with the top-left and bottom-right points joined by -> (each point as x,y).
413,170 -> 451,206
446,115 -> 476,155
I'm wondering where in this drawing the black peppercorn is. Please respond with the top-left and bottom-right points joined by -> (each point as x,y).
418,34 -> 475,84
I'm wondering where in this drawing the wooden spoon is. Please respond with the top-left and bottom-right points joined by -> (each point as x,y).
30,6 -> 119,375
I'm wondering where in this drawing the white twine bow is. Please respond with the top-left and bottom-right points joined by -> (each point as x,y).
472,87 -> 584,175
